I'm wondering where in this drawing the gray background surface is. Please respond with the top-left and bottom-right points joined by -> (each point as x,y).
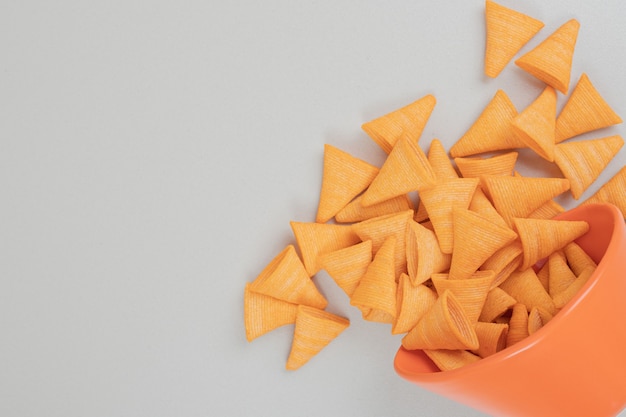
1,1 -> 625,416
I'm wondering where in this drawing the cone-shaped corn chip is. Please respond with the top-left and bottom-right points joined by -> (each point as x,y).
511,86 -> 557,161
290,222 -> 360,276
554,135 -> 624,199
547,250 -> 577,297
552,265 -> 595,309
450,90 -> 522,157
484,0 -> 544,78
320,240 -> 373,298
316,144 -> 380,223
513,217 -> 590,270
350,236 -> 397,323
361,95 -> 436,154
428,138 -> 459,180
431,271 -> 496,323
482,175 -> 570,226
563,241 -> 597,276
499,268 -> 557,315
406,220 -> 451,286
536,261 -> 550,293
392,274 -> 438,335
334,193 -> 413,223
581,166 -> 626,217
244,283 -> 298,342
424,349 -> 481,371
449,208 -> 518,280
527,199 -> 565,220
479,287 -> 517,323
506,303 -> 530,347
469,187 -> 509,229
480,241 -> 523,288
361,136 -> 436,206
353,210 -> 413,279
419,178 -> 480,253
515,19 -> 580,94
286,305 -> 349,370
402,290 -> 479,350
473,321 -> 509,358
413,200 -> 429,223
250,245 -> 328,309
455,151 -> 518,179
555,73 -> 623,143
527,306 -> 553,335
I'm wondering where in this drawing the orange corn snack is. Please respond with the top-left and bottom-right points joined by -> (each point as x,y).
244,283 -> 298,342
406,220 -> 451,286
334,193 -> 413,223
431,271 -> 496,323
552,265 -> 595,309
449,208 -> 518,280
361,94 -> 436,154
484,0 -> 544,78
511,85 -> 557,161
536,261 -> 550,292
361,136 -> 436,206
418,178 -> 480,253
481,175 -> 570,226
526,199 -> 565,220
320,240 -> 373,298
527,306 -> 553,335
450,90 -> 522,157
555,73 -> 623,143
479,286 -> 517,323
499,268 -> 557,315
290,222 -> 360,276
249,245 -> 328,309
479,241 -> 523,288
455,151 -> 518,179
402,290 -> 479,350
547,250 -> 577,297
513,217 -> 590,270
506,303 -> 530,347
286,305 -> 349,370
563,241 -> 597,276
473,321 -> 509,358
413,200 -> 430,223
350,236 -> 398,323
392,274 -> 438,335
581,166 -> 626,217
424,349 -> 481,371
316,144 -> 380,223
554,135 -> 624,199
515,19 -> 580,94
428,138 -> 459,180
469,187 -> 508,229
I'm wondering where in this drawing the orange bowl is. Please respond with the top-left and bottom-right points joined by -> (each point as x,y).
394,203 -> 626,417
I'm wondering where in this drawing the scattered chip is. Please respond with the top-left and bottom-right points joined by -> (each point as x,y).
511,86 -> 557,161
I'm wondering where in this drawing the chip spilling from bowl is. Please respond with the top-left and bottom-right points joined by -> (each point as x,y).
243,0 -> 625,372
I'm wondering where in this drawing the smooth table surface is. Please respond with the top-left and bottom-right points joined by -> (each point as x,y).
1,1 -> 625,416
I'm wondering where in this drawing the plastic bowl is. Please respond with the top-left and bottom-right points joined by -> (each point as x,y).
394,203 -> 626,417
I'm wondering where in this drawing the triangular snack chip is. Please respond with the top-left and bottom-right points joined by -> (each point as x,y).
511,86 -> 557,161
547,250 -> 577,297
249,245 -> 328,309
563,241 -> 597,276
316,144 -> 380,223
479,287 -> 517,323
402,290 -> 479,350
290,222 -> 360,276
554,135 -> 624,199
515,19 -> 580,94
361,94 -> 436,154
472,321 -> 509,358
431,271 -> 496,323
392,274 -> 438,335
418,178 -> 480,253
469,187 -> 508,229
455,151 -> 518,178
499,268 -> 557,315
406,220 -> 451,286
581,166 -> 626,217
506,303 -> 530,347
353,210 -> 413,279
361,136 -> 436,206
244,283 -> 298,342
350,236 -> 398,323
450,90 -> 523,157
320,240 -> 373,298
552,265 -> 595,309
334,193 -> 413,223
286,305 -> 349,370
536,260 -> 550,292
423,349 -> 481,372
484,0 -> 544,78
481,175 -> 570,226
449,208 -> 518,280
413,200 -> 430,223
527,306 -> 554,335
527,199 -> 565,220
513,217 -> 590,270
555,73 -> 623,143
428,138 -> 459,180
480,241 -> 523,288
